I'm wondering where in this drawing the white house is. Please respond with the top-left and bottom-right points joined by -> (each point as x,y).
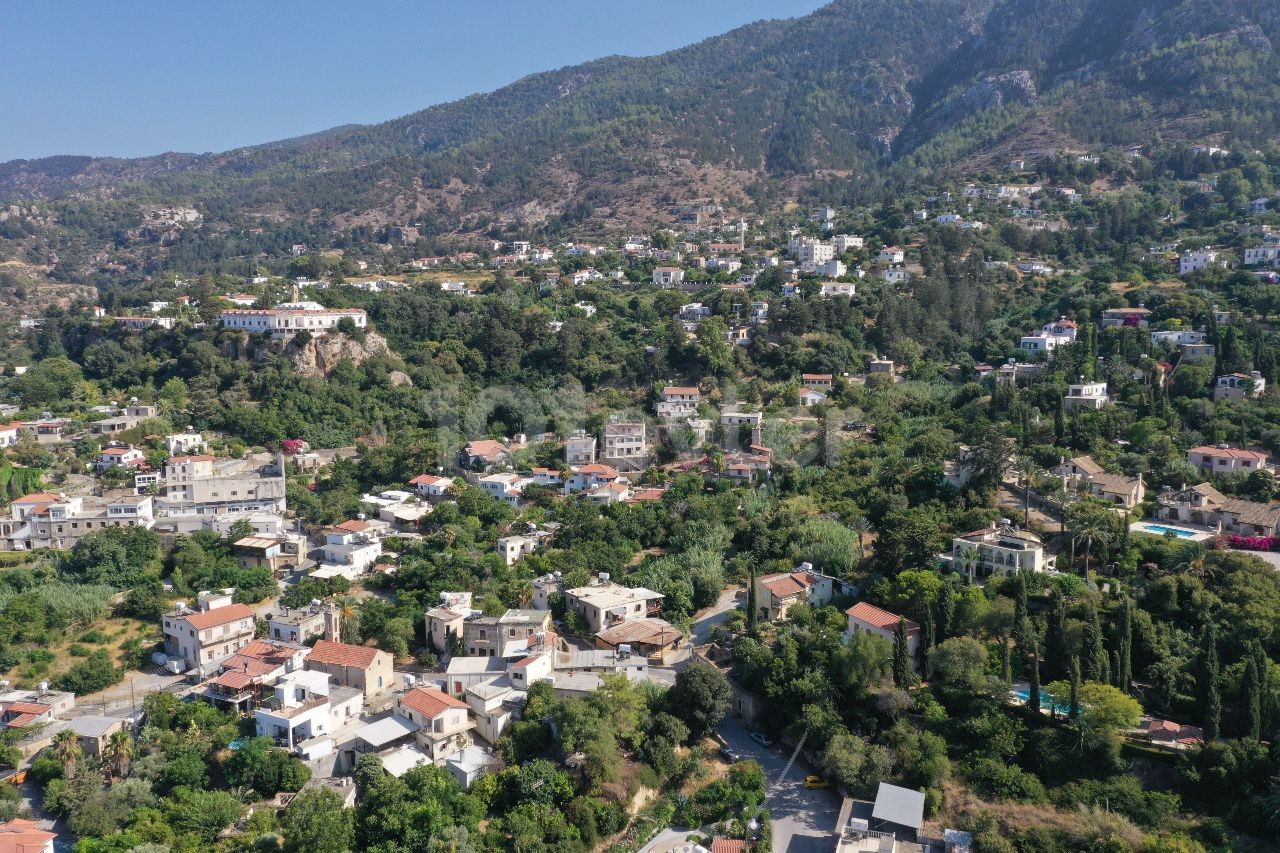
1214,371 -> 1266,401
1179,250 -> 1221,276
1064,380 -> 1109,412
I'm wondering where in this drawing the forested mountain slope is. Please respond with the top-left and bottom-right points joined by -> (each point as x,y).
1,0 -> 1277,249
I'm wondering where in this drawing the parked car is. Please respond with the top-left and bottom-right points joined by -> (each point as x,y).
720,746 -> 743,763
749,732 -> 774,748
804,775 -> 829,789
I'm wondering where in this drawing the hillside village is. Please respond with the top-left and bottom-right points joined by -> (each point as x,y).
4,77 -> 1280,853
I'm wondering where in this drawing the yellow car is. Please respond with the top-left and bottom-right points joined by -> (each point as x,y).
804,775 -> 829,789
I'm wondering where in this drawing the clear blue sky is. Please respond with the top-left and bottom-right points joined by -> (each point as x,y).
1,0 -> 828,162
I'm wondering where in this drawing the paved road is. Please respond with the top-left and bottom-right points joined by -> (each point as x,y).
692,587 -> 742,645
718,716 -> 839,852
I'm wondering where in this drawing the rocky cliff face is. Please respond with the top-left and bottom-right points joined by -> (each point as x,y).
284,330 -> 393,378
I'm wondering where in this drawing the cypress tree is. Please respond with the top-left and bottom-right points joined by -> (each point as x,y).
1012,572 -> 1029,649
1069,655 -> 1081,720
923,601 -> 935,659
1054,397 -> 1065,441
1202,622 -> 1221,740
892,617 -> 911,689
1027,632 -> 1042,716
746,562 -> 758,636
1044,592 -> 1068,682
1081,604 -> 1106,682
937,587 -> 955,642
1001,637 -> 1012,687
1244,656 -> 1262,741
1117,599 -> 1133,693
1253,641 -> 1271,735
1110,650 -> 1121,689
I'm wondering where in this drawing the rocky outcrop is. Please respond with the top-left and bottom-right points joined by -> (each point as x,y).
285,330 -> 393,378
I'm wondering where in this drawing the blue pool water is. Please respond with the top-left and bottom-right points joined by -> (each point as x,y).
1140,524 -> 1197,538
1011,688 -> 1071,715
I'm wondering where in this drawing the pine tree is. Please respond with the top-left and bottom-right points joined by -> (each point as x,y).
1027,631 -> 1041,716
1068,655 -> 1081,720
1202,622 -> 1221,741
892,617 -> 912,689
1244,656 -> 1262,741
1081,604 -> 1106,682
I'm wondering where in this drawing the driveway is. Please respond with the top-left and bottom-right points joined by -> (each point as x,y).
718,716 -> 839,852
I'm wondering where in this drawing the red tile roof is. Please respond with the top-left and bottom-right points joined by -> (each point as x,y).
1189,445 -> 1268,461
307,640 -> 383,669
335,519 -> 372,533
663,386 -> 699,396
710,839 -> 747,853
0,817 -> 57,851
400,686 -> 468,719
846,602 -> 918,634
212,670 -> 254,690
13,493 -> 61,504
760,572 -> 810,599
464,439 -> 507,459
180,604 -> 254,631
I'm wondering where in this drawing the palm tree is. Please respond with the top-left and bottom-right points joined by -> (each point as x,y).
52,729 -> 82,780
335,596 -> 360,643
103,729 -> 134,780
1014,457 -> 1042,527
1174,542 -> 1210,578
1073,519 -> 1111,579
849,516 -> 873,564
957,545 -> 981,585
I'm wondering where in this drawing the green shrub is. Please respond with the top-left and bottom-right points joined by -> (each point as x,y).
964,758 -> 1047,803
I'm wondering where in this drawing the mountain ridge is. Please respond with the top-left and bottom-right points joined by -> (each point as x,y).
1,0 -> 1277,270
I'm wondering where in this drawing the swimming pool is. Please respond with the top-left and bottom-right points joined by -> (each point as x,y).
1139,524 -> 1198,538
1010,687 -> 1071,715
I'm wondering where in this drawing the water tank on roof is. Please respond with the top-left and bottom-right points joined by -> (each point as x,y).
599,572 -> 610,583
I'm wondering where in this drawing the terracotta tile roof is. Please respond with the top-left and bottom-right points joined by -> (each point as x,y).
0,817 -> 57,850
512,656 -> 541,669
760,572 -> 810,599
230,639 -> 299,666
410,474 -> 451,486
663,386 -> 699,396
212,670 -> 255,690
180,603 -> 254,631
307,640 -> 382,669
710,839 -> 747,853
400,686 -> 468,719
335,519 -> 372,533
576,463 -> 619,478
13,493 -> 61,504
801,373 -> 833,380
846,602 -> 918,634
464,439 -> 507,459
1189,445 -> 1268,461
595,618 -> 681,647
626,488 -> 666,502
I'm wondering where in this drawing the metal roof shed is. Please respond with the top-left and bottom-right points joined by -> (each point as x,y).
871,782 -> 925,837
